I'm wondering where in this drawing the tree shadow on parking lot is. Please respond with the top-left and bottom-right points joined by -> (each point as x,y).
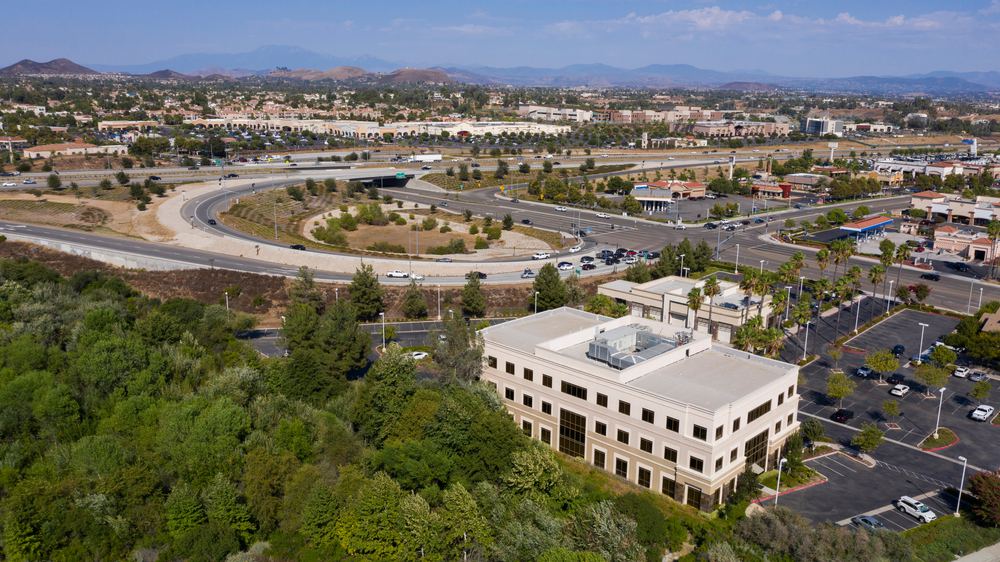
951,394 -> 973,408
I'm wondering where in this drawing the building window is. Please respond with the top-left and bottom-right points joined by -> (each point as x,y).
558,409 -> 586,458
618,401 -> 631,416
522,420 -> 532,436
730,448 -> 738,462
595,420 -> 607,436
487,356 -> 497,368
504,387 -> 515,400
788,385 -> 794,398
616,429 -> 629,445
542,401 -> 552,415
689,456 -> 704,473
778,393 -> 784,406
505,361 -> 515,374
787,413 -> 794,425
715,426 -> 724,440
641,408 -> 655,424
775,420 -> 782,433
747,400 -> 772,423
638,467 -> 651,488
593,449 -> 606,469
596,393 -> 608,407
744,429 -> 769,468
523,368 -> 534,381
640,438 -> 653,454
686,485 -> 703,509
560,381 -> 588,401
615,457 -> 629,478
540,427 -> 551,445
715,457 -> 723,471
542,374 -> 552,388
523,394 -> 533,408
693,425 -> 707,441
662,476 -> 676,497
733,418 -> 741,432
666,416 -> 680,432
663,446 -> 678,463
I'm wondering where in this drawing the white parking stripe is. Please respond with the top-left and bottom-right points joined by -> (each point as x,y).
807,458 -> 847,478
823,456 -> 860,473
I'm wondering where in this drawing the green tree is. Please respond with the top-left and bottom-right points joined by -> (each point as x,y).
915,363 -> 949,396
929,345 -> 957,368
402,280 -> 428,318
349,264 -> 384,321
461,274 -> 486,317
352,344 -> 417,444
851,422 -> 884,453
584,294 -> 628,318
970,380 -> 992,402
46,174 -> 61,189
826,371 -> 856,409
433,310 -> 484,382
568,501 -> 643,562
166,481 -> 207,538
203,473 -> 255,544
440,482 -> 493,560
686,287 -> 702,330
883,399 -> 900,423
533,263 -> 567,311
865,349 -> 899,382
969,470 -> 1000,525
502,213 -> 514,230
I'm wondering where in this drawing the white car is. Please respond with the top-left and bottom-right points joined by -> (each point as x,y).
596,212 -> 610,219
896,496 -> 937,523
568,244 -> 582,253
532,251 -> 550,260
705,193 -> 717,199
673,223 -> 687,230
554,206 -> 568,212
890,384 -> 910,397
953,366 -> 970,378
623,256 -> 639,264
971,405 -> 995,422
385,270 -> 409,278
557,261 -> 574,271
1,182 -> 15,187
21,179 -> 36,185
410,273 -> 425,281
409,351 -> 429,360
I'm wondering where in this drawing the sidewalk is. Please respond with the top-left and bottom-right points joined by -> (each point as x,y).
955,541 -> 1000,562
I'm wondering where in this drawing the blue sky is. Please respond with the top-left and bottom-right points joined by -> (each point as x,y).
7,0 -> 999,75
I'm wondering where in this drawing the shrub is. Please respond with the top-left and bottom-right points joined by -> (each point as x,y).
421,217 -> 438,231
394,216 -> 407,225
485,226 -> 502,240
469,224 -> 479,235
427,239 -> 467,255
367,241 -> 406,253
439,225 -> 452,233
474,237 -> 489,249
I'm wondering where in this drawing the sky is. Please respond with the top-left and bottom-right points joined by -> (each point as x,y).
5,0 -> 1000,76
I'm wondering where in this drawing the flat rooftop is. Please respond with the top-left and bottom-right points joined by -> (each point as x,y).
483,307 -> 607,352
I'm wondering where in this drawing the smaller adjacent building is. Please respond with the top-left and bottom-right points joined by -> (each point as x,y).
23,142 -> 127,159
631,181 -> 707,212
803,117 -> 844,137
838,216 -> 894,242
783,173 -> 828,189
911,192 -> 1000,227
598,276 -> 773,344
751,181 -> 791,199
933,225 -> 997,261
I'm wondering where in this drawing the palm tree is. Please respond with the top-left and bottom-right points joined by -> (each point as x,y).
792,299 -> 812,355
879,239 -> 896,302
790,251 -> 805,277
893,244 -> 912,291
703,277 -> 721,340
812,277 -> 831,306
868,264 -> 885,319
686,287 -> 702,330
816,248 -> 830,280
988,220 -> 1000,280
753,271 -> 772,319
772,289 -> 788,324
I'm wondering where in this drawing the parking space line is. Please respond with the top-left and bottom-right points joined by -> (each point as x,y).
822,455 -> 859,473
807,458 -> 848,478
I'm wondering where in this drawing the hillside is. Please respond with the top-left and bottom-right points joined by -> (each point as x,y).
379,68 -> 453,84
0,58 -> 99,76
268,66 -> 368,81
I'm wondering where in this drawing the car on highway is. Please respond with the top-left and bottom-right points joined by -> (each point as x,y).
411,273 -> 425,281
207,219 -> 218,226
892,344 -> 906,357
386,270 -> 409,278
21,179 -> 36,185
521,218 -> 532,225
673,223 -> 687,230
953,366 -> 970,378
850,515 -> 886,533
596,212 -> 610,219
580,256 -> 595,264
409,351 -> 429,360
421,165 -> 433,170
557,261 -> 574,271
466,271 -> 487,280
435,257 -> 453,263
520,269 -> 535,279
148,175 -> 162,181
971,405 -> 995,421
187,166 -> 200,170
831,409 -> 854,423
554,206 -> 568,212
582,263 -> 596,271
532,251 -> 551,260
754,217 -> 765,224
920,272 -> 941,281
723,224 -> 737,231
289,244 -> 306,250
225,173 -> 239,178
569,244 -> 582,253
970,371 -> 987,382
855,366 -> 873,378
623,256 -> 639,265
598,249 -> 614,259
470,162 -> 480,167
895,496 -> 937,523
1,182 -> 15,187
604,257 -> 620,266
890,384 -> 910,397
704,222 -> 718,229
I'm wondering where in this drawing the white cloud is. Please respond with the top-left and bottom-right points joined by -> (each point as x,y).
434,23 -> 510,36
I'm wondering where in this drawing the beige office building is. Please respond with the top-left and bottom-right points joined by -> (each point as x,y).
598,276 -> 774,344
480,309 -> 800,511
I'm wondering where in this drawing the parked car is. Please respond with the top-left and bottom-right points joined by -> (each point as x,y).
557,262 -> 574,271
890,384 -> 910,397
970,371 -> 987,382
855,366 -> 873,378
532,251 -> 550,260
971,405 -> 995,422
409,351 -> 429,360
386,270 -> 409,278
892,344 -> 906,357
886,373 -> 906,385
953,366 -> 970,378
466,271 -> 487,279
554,206 -> 568,212
895,496 -> 937,523
831,409 -> 854,423
920,272 -> 941,281
851,515 -> 886,532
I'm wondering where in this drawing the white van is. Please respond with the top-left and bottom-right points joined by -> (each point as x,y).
895,496 -> 937,523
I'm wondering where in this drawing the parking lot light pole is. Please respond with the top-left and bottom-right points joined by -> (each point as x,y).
679,254 -> 685,277
734,244 -> 740,274
886,280 -> 895,314
956,456 -> 969,517
784,286 -> 792,321
802,320 -> 811,362
979,287 -> 984,310
917,322 -> 929,365
798,276 -> 805,302
379,312 -> 386,351
759,259 -> 766,274
774,457 -> 788,506
854,294 -> 862,333
934,386 -> 947,440
534,291 -> 539,314
968,279 -> 975,314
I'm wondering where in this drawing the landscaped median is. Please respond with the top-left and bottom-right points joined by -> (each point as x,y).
904,511 -> 1000,562
919,427 -> 959,451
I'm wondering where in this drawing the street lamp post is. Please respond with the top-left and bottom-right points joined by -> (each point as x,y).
968,279 -> 975,314
774,457 -> 788,506
679,254 -> 686,277
534,291 -> 539,314
335,287 -> 339,303
979,287 -> 984,310
802,320 -> 811,361
798,276 -> 805,302
956,455 -> 969,517
917,322 -> 929,364
379,312 -> 386,351
437,285 -> 442,320
734,243 -> 740,274
854,292 -> 862,333
784,286 -> 792,322
934,386 -> 947,440
886,279 -> 895,313
759,259 -> 766,274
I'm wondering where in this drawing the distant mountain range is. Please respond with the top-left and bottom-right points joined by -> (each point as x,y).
2,46 -> 998,95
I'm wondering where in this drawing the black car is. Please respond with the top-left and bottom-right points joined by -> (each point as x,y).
886,373 -> 905,385
949,262 -> 971,272
521,218 -> 533,225
921,272 -> 941,281
598,249 -> 614,259
831,409 -> 855,423
289,244 -> 306,250
225,173 -> 239,178
851,515 -> 886,532
471,162 -> 480,168
580,256 -> 595,264
582,263 -> 597,271
605,257 -> 620,266
740,220 -> 751,226
892,344 -> 906,357
207,219 -> 217,226
704,222 -> 718,229
466,271 -> 487,280
148,175 -> 161,181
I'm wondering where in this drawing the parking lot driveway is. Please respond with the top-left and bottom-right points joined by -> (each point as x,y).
779,296 -> 889,365
842,308 -> 959,362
